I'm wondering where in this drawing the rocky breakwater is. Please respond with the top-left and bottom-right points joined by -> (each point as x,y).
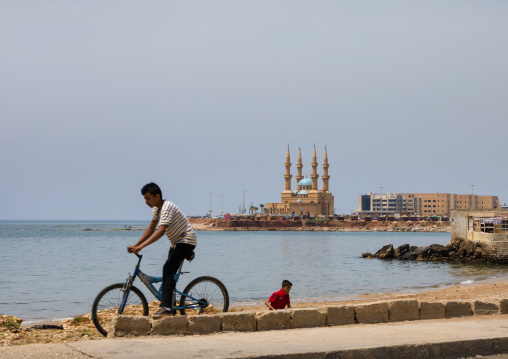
362,237 -> 507,264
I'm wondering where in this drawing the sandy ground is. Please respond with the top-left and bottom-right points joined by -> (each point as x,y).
229,277 -> 508,312
2,277 -> 508,346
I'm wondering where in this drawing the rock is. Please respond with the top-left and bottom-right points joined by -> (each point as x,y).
413,246 -> 430,260
394,244 -> 410,258
0,315 -> 23,332
429,244 -> 449,257
365,239 -> 502,264
401,252 -> 414,260
375,244 -> 394,259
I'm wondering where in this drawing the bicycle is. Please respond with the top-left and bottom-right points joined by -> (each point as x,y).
91,251 -> 229,337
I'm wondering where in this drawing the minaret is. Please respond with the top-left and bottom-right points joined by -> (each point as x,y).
283,145 -> 292,193
310,145 -> 319,191
296,147 -> 303,186
322,146 -> 330,192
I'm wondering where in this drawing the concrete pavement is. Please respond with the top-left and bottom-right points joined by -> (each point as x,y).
2,315 -> 508,358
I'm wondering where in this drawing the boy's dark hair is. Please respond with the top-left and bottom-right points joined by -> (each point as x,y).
141,182 -> 162,198
282,279 -> 292,287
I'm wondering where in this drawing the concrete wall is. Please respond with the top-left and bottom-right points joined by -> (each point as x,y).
110,298 -> 506,338
450,209 -> 508,260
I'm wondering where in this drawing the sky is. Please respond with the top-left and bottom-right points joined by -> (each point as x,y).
1,1 -> 507,220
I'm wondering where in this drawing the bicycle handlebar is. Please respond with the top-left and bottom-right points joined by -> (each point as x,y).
127,248 -> 142,259
130,252 -> 142,267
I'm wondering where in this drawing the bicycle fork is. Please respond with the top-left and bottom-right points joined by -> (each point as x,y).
118,254 -> 143,314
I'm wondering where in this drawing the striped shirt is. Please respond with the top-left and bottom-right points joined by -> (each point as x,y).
152,200 -> 197,248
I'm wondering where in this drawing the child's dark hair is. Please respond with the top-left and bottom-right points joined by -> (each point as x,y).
282,279 -> 292,287
141,182 -> 162,198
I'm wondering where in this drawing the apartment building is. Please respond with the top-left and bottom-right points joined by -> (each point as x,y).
411,193 -> 501,216
356,192 -> 501,217
357,192 -> 403,216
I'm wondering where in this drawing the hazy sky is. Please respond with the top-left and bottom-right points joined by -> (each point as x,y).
1,1 -> 507,220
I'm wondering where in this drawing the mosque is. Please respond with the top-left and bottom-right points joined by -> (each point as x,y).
265,146 -> 334,216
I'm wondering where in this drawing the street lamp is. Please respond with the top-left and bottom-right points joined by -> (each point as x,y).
220,195 -> 224,217
208,193 -> 213,217
380,186 -> 384,215
242,190 -> 247,214
297,199 -> 302,216
471,185 -> 475,209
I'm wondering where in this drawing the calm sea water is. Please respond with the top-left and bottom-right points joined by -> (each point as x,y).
2,220 -> 508,324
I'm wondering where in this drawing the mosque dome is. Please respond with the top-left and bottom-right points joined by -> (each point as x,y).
298,178 -> 312,186
298,190 -> 309,195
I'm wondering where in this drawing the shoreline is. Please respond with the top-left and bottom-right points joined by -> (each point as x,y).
230,275 -> 508,312
189,218 -> 451,232
3,276 -> 508,346
16,276 -> 491,326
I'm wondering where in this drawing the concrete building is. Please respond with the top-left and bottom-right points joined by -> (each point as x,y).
356,192 -> 403,216
451,209 -> 508,262
357,192 -> 501,217
266,146 -> 334,216
411,193 -> 501,216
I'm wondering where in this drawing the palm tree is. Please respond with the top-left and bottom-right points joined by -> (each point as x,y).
260,204 -> 265,214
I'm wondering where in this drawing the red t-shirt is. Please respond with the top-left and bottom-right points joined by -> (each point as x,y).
268,288 -> 290,310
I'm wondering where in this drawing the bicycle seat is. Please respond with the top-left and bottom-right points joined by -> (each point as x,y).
185,251 -> 195,262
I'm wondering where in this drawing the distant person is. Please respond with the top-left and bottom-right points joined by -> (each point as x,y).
265,280 -> 292,310
127,182 -> 197,317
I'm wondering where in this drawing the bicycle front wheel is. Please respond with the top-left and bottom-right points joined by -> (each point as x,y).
179,276 -> 229,315
91,283 -> 148,337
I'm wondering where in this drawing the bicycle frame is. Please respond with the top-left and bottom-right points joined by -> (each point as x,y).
119,253 -> 208,313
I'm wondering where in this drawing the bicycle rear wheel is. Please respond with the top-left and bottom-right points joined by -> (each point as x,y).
179,276 -> 229,315
91,283 -> 148,337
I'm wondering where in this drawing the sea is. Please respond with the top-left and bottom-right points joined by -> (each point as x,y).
2,220 -> 508,324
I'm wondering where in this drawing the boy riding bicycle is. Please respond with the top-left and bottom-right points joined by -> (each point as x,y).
127,182 -> 197,317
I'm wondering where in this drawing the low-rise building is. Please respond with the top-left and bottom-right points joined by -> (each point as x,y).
451,209 -> 508,262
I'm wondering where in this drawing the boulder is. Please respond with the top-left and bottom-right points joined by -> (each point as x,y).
375,244 -> 394,259
429,244 -> 449,257
401,252 -> 414,260
413,246 -> 430,260
365,239 -> 503,264
394,244 -> 410,258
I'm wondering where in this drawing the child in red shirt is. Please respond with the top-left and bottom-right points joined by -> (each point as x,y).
265,280 -> 292,310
